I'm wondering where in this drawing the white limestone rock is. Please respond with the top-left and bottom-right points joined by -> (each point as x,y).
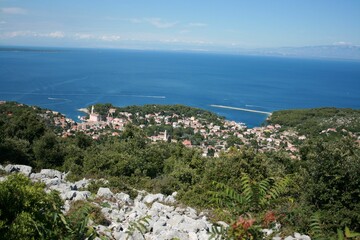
112,231 -> 126,240
300,235 -> 311,240
189,231 -> 198,240
160,230 -> 188,240
164,195 -> 176,204
73,178 -> 90,189
73,191 -> 91,201
272,237 -> 282,240
134,190 -> 147,202
152,217 -> 167,235
45,177 -> 61,186
64,190 -> 77,200
185,206 -> 198,219
263,228 -> 274,236
40,169 -> 63,179
216,221 -> 229,228
5,164 -> 32,177
198,230 -> 211,240
97,187 -> 114,199
30,172 -> 42,179
115,192 -> 132,205
142,193 -> 165,204
151,201 -> 174,213
178,215 -> 206,233
167,214 -> 184,228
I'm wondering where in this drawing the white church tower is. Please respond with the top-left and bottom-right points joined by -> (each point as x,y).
89,105 -> 100,122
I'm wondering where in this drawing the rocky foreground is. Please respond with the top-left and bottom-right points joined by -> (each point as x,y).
0,164 -> 311,240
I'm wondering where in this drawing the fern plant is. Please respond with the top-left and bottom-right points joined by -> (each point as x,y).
59,204 -> 98,240
310,213 -> 360,240
125,215 -> 151,240
210,174 -> 290,240
211,174 -> 290,214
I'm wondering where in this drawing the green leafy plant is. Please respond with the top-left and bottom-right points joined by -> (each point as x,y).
125,215 -> 151,240
310,213 -> 360,240
211,174 -> 290,214
210,174 -> 290,240
62,202 -> 99,240
0,174 -> 66,240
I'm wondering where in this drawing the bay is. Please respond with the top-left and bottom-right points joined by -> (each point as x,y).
1,47 -> 360,127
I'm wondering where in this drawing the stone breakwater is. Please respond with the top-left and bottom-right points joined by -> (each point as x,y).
0,164 -> 311,240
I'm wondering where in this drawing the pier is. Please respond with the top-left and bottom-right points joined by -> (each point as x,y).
210,104 -> 272,115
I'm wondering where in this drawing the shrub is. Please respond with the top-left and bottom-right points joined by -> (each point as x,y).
0,174 -> 66,240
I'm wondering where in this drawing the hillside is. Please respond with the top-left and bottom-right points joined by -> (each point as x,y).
268,107 -> 360,136
1,101 -> 360,239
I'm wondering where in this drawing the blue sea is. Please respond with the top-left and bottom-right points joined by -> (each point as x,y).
1,47 -> 360,127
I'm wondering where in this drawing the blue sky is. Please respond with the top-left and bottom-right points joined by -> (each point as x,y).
1,0 -> 360,51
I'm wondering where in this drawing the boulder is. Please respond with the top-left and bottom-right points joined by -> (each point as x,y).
112,231 -> 126,240
164,195 -> 176,204
272,237 -> 282,240
135,190 -> 147,202
115,192 -> 132,205
152,217 -> 167,235
73,178 -> 90,189
142,193 -> 165,204
301,235 -> 311,240
189,232 -> 198,240
133,201 -> 148,214
284,236 -> 296,240
5,164 -> 32,177
184,206 -> 198,219
151,201 -> 174,213
40,169 -> 63,179
167,214 -> 184,228
64,190 -> 77,200
97,187 -> 114,199
30,172 -> 42,180
158,230 -> 188,240
45,177 -> 61,186
295,232 -> 302,238
262,228 -> 274,236
73,191 -> 91,201
178,216 -> 202,233
197,230 -> 211,240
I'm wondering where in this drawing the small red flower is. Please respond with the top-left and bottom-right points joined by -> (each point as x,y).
263,210 -> 277,227
233,216 -> 255,230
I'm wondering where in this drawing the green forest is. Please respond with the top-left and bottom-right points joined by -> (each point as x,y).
1,102 -> 359,239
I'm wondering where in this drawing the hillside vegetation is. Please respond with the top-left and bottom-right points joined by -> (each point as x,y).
268,107 -> 360,136
1,102 -> 359,239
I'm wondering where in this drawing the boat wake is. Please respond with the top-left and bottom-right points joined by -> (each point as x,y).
48,97 -> 71,101
0,92 -> 165,99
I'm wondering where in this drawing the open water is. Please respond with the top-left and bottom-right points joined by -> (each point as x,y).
1,47 -> 360,127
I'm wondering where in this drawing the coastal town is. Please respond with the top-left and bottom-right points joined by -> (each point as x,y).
6,101 -> 358,159
43,104 -> 309,158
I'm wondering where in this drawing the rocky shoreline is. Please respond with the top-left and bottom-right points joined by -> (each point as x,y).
0,164 -> 311,240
